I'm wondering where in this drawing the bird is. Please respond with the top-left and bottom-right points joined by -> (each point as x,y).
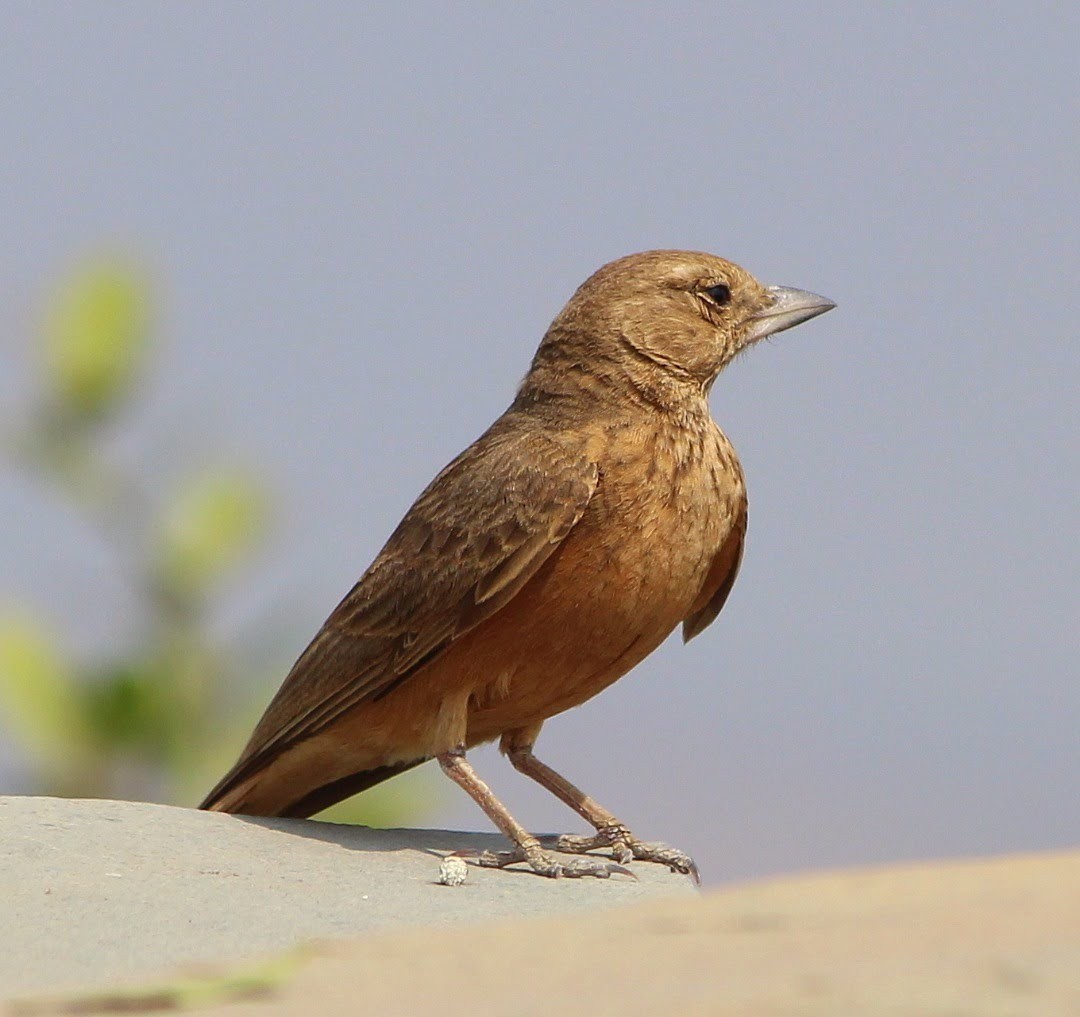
200,250 -> 835,880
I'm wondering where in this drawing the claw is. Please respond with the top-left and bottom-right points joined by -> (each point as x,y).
600,862 -> 637,880
627,840 -> 700,884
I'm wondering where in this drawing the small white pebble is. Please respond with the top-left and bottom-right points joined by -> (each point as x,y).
438,855 -> 469,886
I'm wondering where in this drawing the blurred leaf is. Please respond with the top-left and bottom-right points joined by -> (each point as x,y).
81,662 -> 176,757
42,259 -> 150,418
156,471 -> 268,595
7,258 -> 431,827
0,615 -> 89,767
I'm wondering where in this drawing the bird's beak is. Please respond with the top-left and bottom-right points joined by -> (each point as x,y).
743,286 -> 836,344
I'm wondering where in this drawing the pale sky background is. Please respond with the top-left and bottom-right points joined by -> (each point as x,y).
0,4 -> 1076,884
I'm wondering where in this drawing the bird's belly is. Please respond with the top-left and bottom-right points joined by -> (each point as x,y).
457,480 -> 740,742
338,437 -> 745,763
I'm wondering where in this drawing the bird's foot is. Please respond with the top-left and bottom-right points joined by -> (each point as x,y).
544,824 -> 700,884
465,842 -> 635,879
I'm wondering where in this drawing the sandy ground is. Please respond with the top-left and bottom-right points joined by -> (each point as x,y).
185,850 -> 1080,1017
4,798 -> 1077,1016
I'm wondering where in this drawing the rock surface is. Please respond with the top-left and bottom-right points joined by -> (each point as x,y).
1,796 -> 693,998
6,796 -> 1078,1016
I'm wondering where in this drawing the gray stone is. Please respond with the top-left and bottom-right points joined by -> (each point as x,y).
1,796 -> 694,997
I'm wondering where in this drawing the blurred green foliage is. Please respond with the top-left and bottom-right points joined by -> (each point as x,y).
43,262 -> 150,418
0,254 -> 435,825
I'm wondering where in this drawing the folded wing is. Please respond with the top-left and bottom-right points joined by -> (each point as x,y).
200,422 -> 598,809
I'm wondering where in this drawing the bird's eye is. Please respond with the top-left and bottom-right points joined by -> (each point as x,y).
703,283 -> 731,306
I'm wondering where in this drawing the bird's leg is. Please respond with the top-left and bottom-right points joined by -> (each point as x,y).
436,747 -> 631,879
502,737 -> 700,883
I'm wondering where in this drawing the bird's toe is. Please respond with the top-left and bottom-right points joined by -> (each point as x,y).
627,841 -> 700,884
472,843 -> 633,879
542,828 -> 699,883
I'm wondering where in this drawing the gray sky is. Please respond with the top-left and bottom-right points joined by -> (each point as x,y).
1,3 -> 1076,883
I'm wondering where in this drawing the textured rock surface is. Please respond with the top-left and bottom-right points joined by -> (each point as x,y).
6,796 -> 1078,1016
1,796 -> 694,997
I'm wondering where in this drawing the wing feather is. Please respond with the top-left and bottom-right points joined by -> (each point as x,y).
200,421 -> 597,809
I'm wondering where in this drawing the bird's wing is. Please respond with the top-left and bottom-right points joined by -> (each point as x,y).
682,497 -> 747,641
200,424 -> 598,807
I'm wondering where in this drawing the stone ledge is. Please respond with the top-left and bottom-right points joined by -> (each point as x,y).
1,795 -> 694,997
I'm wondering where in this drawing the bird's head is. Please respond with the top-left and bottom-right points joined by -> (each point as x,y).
522,250 -> 834,411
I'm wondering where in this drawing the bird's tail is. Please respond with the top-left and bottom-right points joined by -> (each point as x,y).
199,758 -> 427,819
